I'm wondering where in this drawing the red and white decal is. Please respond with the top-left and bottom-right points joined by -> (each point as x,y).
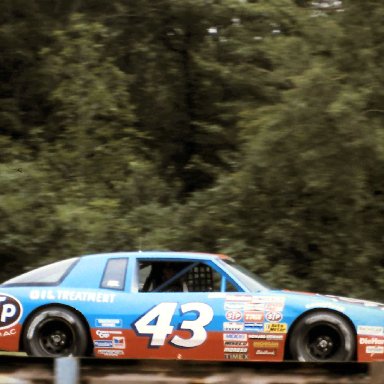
225,310 -> 243,322
0,294 -> 22,330
244,311 -> 264,323
265,312 -> 283,323
358,335 -> 384,361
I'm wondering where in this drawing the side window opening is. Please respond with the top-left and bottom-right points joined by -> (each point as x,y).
139,261 -> 192,292
138,260 -> 238,293
185,263 -> 220,292
100,258 -> 128,290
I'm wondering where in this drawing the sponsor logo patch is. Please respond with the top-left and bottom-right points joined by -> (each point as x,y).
223,322 -> 244,331
95,330 -> 122,338
251,297 -> 285,312
358,326 -> 384,336
248,334 -> 284,340
225,310 -> 243,322
224,302 -> 245,311
223,333 -> 247,341
30,289 -> 116,303
95,319 -> 122,328
264,323 -> 287,333
224,353 -> 248,360
224,341 -> 248,347
244,311 -> 264,323
366,346 -> 384,355
253,341 -> 280,349
255,349 -> 277,356
94,340 -> 113,348
225,295 -> 252,302
113,336 -> 125,349
0,328 -> 16,337
0,294 -> 22,330
224,347 -> 248,353
97,349 -> 124,357
265,312 -> 282,323
359,337 -> 384,345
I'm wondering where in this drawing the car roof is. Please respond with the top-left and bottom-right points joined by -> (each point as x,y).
79,251 -> 232,262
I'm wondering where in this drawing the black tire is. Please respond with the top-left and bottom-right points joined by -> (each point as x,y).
23,306 -> 89,357
289,311 -> 356,362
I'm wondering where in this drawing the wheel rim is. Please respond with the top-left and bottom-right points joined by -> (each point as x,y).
37,319 -> 75,356
305,324 -> 342,360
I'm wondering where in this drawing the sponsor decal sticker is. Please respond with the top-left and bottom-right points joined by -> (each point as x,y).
105,280 -> 121,288
224,353 -> 248,360
0,328 -> 16,337
249,297 -> 285,312
264,323 -> 287,333
0,294 -> 22,330
253,341 -> 279,349
30,289 -> 116,304
224,347 -> 248,353
265,312 -> 282,323
95,330 -> 122,338
255,349 -> 277,356
357,326 -> 384,336
224,341 -> 248,347
225,295 -> 252,302
244,303 -> 265,311
95,319 -> 123,328
224,302 -> 245,311
359,337 -> 384,345
113,336 -> 125,349
223,333 -> 247,341
244,311 -> 264,323
248,334 -> 284,340
94,340 -> 113,348
223,322 -> 244,331
366,346 -> 384,355
97,349 -> 124,357
244,323 -> 264,332
225,310 -> 243,322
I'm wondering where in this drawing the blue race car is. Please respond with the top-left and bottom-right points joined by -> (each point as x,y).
0,251 -> 383,361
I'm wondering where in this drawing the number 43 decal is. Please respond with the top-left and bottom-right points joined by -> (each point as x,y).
133,302 -> 214,348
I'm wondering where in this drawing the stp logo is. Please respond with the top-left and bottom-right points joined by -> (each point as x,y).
0,294 -> 22,329
265,311 -> 282,323
225,310 -> 243,322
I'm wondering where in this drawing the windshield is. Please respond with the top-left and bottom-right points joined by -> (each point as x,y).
220,260 -> 271,292
1,257 -> 79,286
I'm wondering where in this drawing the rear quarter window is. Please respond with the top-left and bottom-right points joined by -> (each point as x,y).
100,258 -> 128,290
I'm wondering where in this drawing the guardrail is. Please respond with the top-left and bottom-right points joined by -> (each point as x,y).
0,356 -> 382,384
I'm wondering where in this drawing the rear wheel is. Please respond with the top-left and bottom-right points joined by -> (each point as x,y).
289,311 -> 355,362
23,307 -> 88,357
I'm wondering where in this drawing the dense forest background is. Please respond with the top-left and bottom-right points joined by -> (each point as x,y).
1,0 -> 384,301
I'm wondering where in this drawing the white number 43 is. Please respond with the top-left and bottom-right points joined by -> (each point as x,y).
133,302 -> 214,348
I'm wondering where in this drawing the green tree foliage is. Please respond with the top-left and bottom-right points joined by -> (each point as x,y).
1,0 -> 384,301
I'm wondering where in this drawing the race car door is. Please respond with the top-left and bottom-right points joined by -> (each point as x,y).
123,258 -> 234,360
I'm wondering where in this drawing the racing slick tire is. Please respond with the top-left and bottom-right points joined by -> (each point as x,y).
23,306 -> 89,357
289,311 -> 356,362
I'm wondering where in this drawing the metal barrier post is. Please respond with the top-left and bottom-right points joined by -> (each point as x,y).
54,356 -> 79,384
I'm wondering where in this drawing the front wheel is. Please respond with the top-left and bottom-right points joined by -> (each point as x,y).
23,307 -> 89,357
289,311 -> 356,362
